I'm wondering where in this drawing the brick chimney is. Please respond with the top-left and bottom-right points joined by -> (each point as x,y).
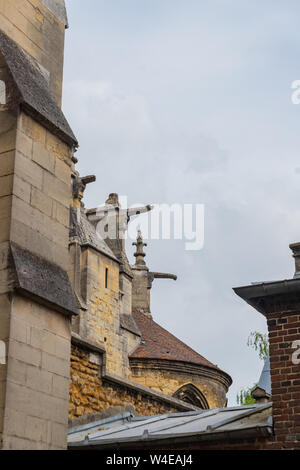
234,244 -> 300,449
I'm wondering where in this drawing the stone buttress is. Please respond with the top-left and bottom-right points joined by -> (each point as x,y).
0,0 -> 78,450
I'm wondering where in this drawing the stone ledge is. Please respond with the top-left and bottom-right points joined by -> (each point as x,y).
120,314 -> 141,337
71,333 -> 106,355
0,30 -> 77,147
130,358 -> 232,389
102,372 -> 198,412
11,242 -> 78,317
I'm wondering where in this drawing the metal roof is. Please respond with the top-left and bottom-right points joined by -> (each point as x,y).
233,277 -> 300,314
257,355 -> 271,395
68,403 -> 273,449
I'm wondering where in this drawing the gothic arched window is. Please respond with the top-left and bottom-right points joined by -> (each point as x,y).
173,384 -> 209,409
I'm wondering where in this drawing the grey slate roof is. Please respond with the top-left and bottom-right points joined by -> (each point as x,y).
11,242 -> 78,316
120,314 -> 141,337
0,29 -> 77,147
257,355 -> 271,395
70,207 -> 118,262
68,403 -> 273,449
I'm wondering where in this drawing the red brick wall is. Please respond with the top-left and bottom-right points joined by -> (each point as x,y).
267,311 -> 300,449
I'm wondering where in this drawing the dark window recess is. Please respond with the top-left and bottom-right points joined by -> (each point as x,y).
105,268 -> 108,289
0,80 -> 6,105
173,384 -> 209,409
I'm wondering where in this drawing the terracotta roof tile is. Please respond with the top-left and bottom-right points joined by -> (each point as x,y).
130,310 -> 219,370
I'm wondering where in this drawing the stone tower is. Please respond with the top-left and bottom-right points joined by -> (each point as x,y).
0,1 -> 78,449
131,230 -> 177,317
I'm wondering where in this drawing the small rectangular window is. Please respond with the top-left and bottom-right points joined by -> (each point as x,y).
105,268 -> 108,289
0,80 -> 6,105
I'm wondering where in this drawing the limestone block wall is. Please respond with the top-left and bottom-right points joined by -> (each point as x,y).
119,273 -> 132,315
69,345 -> 186,420
0,108 -> 75,449
79,248 -> 132,377
130,360 -> 229,409
0,0 -> 67,104
0,294 -> 11,442
11,113 -> 72,269
0,76 -> 19,443
1,295 -> 71,450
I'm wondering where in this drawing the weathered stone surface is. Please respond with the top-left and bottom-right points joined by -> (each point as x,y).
32,141 -> 55,173
13,175 -> 31,203
43,171 -> 70,207
69,345 -> 186,420
1,294 -> 72,450
0,174 -> 13,197
0,30 -> 77,145
42,0 -> 68,27
0,1 -> 77,451
15,151 -> 43,189
10,242 -> 78,316
0,151 -> 15,177
120,314 -> 141,336
30,187 -> 52,216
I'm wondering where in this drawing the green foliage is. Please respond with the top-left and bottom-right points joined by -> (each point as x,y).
236,384 -> 257,406
247,331 -> 269,361
236,331 -> 269,405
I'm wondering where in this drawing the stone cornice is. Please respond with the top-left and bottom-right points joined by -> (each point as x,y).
102,372 -> 198,412
71,332 -> 106,354
129,358 -> 232,390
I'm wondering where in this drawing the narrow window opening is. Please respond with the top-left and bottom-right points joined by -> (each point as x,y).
0,80 -> 6,105
105,268 -> 108,289
0,340 -> 6,365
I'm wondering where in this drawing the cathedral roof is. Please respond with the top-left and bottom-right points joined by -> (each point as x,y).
70,207 -> 118,262
130,310 -> 221,371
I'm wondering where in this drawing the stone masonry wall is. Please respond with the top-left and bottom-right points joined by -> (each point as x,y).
0,0 -> 66,104
11,112 -> 72,269
0,108 -> 75,448
69,345 -> 182,420
130,362 -> 228,409
2,294 -> 71,450
79,248 -> 140,378
0,52 -> 18,441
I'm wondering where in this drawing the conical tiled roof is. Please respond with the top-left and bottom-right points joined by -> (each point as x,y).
130,310 -> 220,371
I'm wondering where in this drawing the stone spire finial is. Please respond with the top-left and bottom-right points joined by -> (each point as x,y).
132,230 -> 147,266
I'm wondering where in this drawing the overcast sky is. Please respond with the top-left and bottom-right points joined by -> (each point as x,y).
63,0 -> 300,404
